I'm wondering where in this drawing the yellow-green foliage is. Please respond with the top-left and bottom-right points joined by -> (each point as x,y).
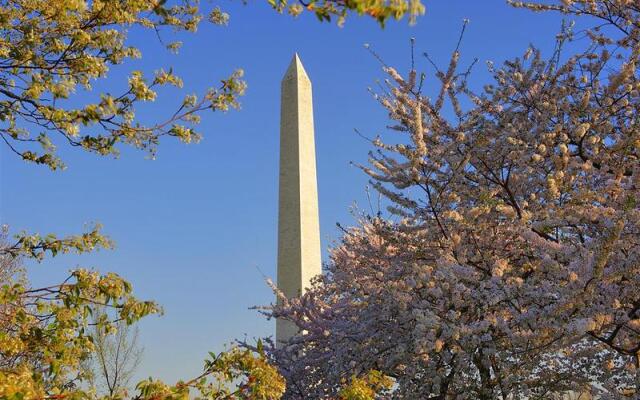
338,370 -> 393,400
136,347 -> 286,400
270,0 -> 425,26
0,0 -> 249,171
0,0 -> 423,171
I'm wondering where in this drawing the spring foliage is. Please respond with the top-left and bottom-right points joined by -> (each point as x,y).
266,1 -> 640,398
0,0 -> 424,171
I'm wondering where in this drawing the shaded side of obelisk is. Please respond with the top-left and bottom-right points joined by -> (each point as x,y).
276,54 -> 322,347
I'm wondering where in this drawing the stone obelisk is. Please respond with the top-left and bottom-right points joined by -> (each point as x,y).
276,54 -> 322,347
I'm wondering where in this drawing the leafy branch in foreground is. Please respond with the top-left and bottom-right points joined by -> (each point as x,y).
0,0 -> 240,170
0,225 -> 112,261
0,0 -> 424,171
135,346 -> 286,400
270,0 -> 425,26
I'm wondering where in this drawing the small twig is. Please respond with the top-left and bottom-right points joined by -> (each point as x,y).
455,18 -> 470,54
353,128 -> 376,144
410,37 -> 416,70
364,43 -> 388,68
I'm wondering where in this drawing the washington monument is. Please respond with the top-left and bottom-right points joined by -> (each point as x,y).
276,54 -> 322,347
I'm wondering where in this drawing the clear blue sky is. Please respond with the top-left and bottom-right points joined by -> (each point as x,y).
1,0 -> 567,384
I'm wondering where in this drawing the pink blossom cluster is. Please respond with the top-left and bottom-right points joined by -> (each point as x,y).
262,1 -> 640,398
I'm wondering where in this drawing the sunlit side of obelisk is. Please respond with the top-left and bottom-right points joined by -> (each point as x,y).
276,54 -> 322,347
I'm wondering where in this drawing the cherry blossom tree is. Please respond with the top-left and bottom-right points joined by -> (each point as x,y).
264,1 -> 640,398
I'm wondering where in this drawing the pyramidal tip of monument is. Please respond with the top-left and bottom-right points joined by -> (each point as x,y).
283,52 -> 309,82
